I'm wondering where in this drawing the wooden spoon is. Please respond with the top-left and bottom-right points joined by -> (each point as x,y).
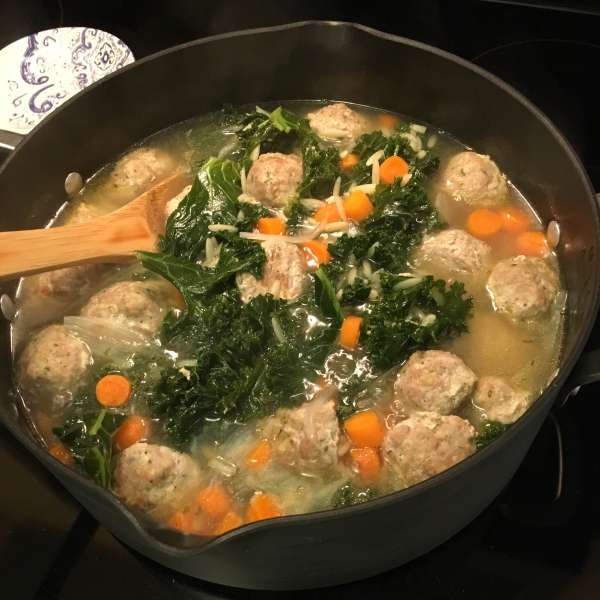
0,173 -> 188,282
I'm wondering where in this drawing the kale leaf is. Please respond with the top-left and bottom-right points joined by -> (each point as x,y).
361,274 -> 473,370
284,197 -> 312,230
475,421 -> 507,450
332,481 -> 381,508
53,410 -> 127,489
296,134 -> 344,199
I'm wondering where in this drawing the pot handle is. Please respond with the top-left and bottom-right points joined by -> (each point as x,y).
0,129 -> 25,156
554,349 -> 600,406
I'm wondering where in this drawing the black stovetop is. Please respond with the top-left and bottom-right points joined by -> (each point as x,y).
2,1 -> 600,598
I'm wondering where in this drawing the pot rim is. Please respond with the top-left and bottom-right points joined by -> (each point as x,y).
1,19 -> 598,556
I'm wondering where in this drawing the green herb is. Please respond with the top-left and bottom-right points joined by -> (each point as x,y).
332,481 -> 381,508
475,421 -> 507,450
340,277 -> 371,306
53,410 -> 127,489
296,134 -> 344,199
284,197 -> 312,230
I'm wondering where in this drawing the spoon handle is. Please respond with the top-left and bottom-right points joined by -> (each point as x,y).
0,214 -> 156,282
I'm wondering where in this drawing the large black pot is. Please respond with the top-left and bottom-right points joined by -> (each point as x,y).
1,21 -> 599,590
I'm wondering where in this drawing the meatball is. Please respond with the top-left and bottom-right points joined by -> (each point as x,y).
440,151 -> 508,206
113,443 -> 202,520
236,239 -> 310,303
418,229 -> 491,274
383,411 -> 476,486
17,324 -> 91,393
269,398 -> 340,474
474,377 -> 529,424
394,350 -> 477,416
80,280 -> 165,332
246,152 -> 303,209
109,147 -> 175,198
307,103 -> 367,141
487,255 -> 558,320
165,184 -> 192,219
37,203 -> 106,297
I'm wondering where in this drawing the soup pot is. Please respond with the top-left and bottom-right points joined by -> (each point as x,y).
1,21 -> 599,590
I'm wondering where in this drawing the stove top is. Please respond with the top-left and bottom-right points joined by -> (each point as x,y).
1,1 -> 600,598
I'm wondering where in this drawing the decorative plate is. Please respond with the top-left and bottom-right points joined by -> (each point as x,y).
0,27 -> 134,134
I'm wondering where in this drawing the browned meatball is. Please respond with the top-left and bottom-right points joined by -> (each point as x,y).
80,280 -> 165,332
394,350 -> 477,416
418,229 -> 491,274
383,411 -> 476,486
474,377 -> 529,424
17,324 -> 91,393
113,443 -> 202,520
307,103 -> 367,142
236,239 -> 310,303
269,398 -> 340,474
439,151 -> 508,206
487,255 -> 558,320
246,152 -> 303,209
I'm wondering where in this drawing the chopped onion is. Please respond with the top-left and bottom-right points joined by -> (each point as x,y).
240,219 -> 328,244
176,359 -> 198,367
271,316 -> 286,342
206,237 -> 215,263
400,173 -> 413,188
416,150 -> 427,160
335,195 -> 347,222
427,135 -> 437,148
554,290 -> 568,313
547,221 -> 560,248
250,144 -> 261,162
393,277 -> 423,290
339,150 -> 349,159
208,224 -> 239,233
336,289 -> 343,300
178,367 -> 191,380
236,210 -> 245,222
347,267 -> 358,285
366,241 -> 380,259
320,128 -> 348,139
411,124 -> 427,134
368,289 -> 379,301
333,176 -> 342,198
238,193 -> 258,204
348,253 -> 358,267
208,458 -> 237,478
300,198 -> 326,210
255,105 -> 270,116
366,150 -> 384,166
240,167 -> 247,193
421,314 -> 437,326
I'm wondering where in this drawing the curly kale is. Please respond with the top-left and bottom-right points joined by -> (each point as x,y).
296,134 -> 345,199
475,421 -> 508,450
332,481 -> 381,508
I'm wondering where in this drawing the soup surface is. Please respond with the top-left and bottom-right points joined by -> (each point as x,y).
11,101 -> 565,537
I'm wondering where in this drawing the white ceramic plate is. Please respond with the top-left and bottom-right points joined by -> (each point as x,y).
0,27 -> 134,135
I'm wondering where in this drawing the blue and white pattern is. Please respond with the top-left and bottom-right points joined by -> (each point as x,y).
0,28 -> 134,134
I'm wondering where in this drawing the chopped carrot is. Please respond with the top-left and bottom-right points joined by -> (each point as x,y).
196,485 -> 232,521
498,206 -> 530,234
172,290 -> 186,309
214,511 -> 245,535
350,447 -> 381,481
516,231 -> 548,257
314,203 -> 342,223
466,208 -> 502,239
378,114 -> 400,129
168,509 -> 196,534
244,440 -> 273,469
95,374 -> 132,407
344,411 -> 385,447
379,155 -> 409,185
339,315 -> 363,350
343,190 -> 373,223
246,492 -> 283,523
257,217 -> 286,235
114,416 -> 150,452
303,240 -> 331,269
339,153 -> 360,171
49,443 -> 74,466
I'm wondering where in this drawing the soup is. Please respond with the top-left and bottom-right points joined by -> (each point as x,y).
11,101 -> 564,536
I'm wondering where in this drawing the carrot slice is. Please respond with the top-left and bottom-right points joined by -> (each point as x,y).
339,153 -> 360,171
350,447 -> 381,481
246,493 -> 283,523
379,155 -> 409,185
378,114 -> 400,129
466,209 -> 502,239
214,511 -> 245,535
314,203 -> 342,223
343,190 -> 373,223
196,486 -> 232,521
95,374 -> 132,407
344,411 -> 385,447
114,416 -> 150,452
303,240 -> 331,270
257,217 -> 286,235
168,509 -> 196,534
516,231 -> 548,257
498,206 -> 530,234
244,440 -> 273,469
49,443 -> 74,466
339,316 -> 363,350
